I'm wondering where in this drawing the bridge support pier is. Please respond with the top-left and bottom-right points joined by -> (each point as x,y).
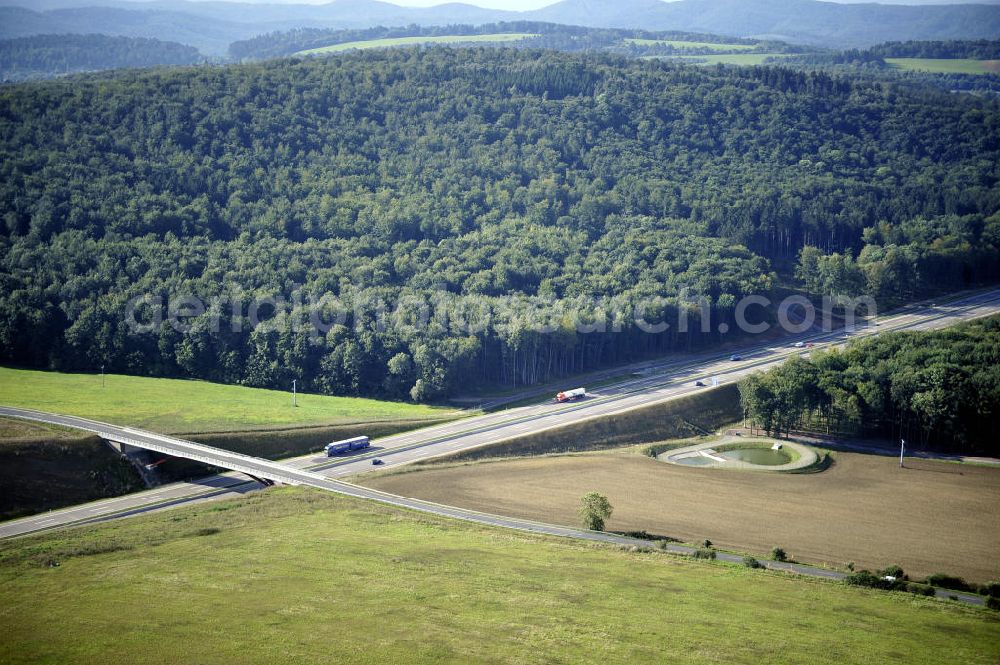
102,440 -> 161,488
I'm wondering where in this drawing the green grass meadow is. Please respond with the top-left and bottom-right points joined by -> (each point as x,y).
886,58 -> 1000,75
297,33 -> 538,55
0,487 -> 997,664
0,366 -> 458,434
625,38 -> 757,51
673,53 -> 791,66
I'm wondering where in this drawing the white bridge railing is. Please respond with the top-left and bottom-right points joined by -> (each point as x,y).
109,431 -> 308,486
0,406 -> 332,488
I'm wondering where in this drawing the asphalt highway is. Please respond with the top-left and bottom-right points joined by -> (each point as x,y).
4,287 -> 1000,541
1,288 -> 998,606
299,286 -> 1000,478
0,411 -> 986,606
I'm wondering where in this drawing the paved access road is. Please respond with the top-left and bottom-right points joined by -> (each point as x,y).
0,409 -> 986,606
2,289 -> 996,605
3,287 -> 999,542
296,286 -> 1000,478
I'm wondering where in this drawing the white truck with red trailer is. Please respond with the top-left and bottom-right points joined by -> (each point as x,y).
555,387 -> 586,403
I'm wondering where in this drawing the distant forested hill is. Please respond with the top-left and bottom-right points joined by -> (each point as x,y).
531,0 -> 1000,47
1,0 -> 999,53
867,39 -> 1000,60
0,4 -> 291,56
774,39 -> 1000,96
1,49 -> 998,399
0,33 -> 202,81
228,22 -> 787,61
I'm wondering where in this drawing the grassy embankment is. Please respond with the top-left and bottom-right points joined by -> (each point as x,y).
296,33 -> 537,55
0,366 -> 460,518
364,444 -> 1000,582
424,383 -> 742,463
886,58 -> 1000,75
1,486 -> 997,664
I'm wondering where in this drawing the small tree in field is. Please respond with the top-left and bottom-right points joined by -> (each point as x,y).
579,492 -> 613,531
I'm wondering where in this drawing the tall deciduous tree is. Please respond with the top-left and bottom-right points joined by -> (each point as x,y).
579,492 -> 614,531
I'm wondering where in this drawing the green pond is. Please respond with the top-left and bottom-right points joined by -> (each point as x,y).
720,447 -> 791,465
673,455 -> 715,466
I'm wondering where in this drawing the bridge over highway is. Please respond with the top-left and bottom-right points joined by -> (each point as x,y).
0,406 -> 728,555
0,407 -> 340,488
3,286 -> 1000,540
0,404 -> 988,607
1,287 -> 998,606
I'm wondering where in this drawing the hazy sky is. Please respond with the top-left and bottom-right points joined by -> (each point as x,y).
178,0 -> 1000,8
168,0 -> 1000,7
385,0 -> 964,7
312,0 -> 999,8
390,0 -> 1000,7
389,0 -> 555,8
389,0 -> 992,6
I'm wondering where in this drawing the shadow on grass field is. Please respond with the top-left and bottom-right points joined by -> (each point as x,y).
1,487 -> 997,665
0,434 -> 144,521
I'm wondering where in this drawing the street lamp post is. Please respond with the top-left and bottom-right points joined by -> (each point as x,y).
292,379 -> 297,407
899,438 -> 905,468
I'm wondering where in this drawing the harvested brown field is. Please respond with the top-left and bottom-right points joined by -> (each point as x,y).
363,449 -> 1000,582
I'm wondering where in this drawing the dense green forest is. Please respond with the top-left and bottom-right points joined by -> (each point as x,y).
0,34 -> 203,82
1,49 -> 999,400
868,40 -> 1000,60
738,316 -> 1000,454
237,27 -> 1000,99
781,40 -> 1000,95
796,40 -> 1000,66
796,216 -> 1000,307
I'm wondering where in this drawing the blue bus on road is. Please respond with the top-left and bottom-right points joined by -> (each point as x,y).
324,436 -> 370,456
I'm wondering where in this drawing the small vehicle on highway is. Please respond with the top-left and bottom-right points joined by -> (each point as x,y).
793,341 -> 804,348
729,354 -> 742,361
695,380 -> 705,387
371,458 -> 383,465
